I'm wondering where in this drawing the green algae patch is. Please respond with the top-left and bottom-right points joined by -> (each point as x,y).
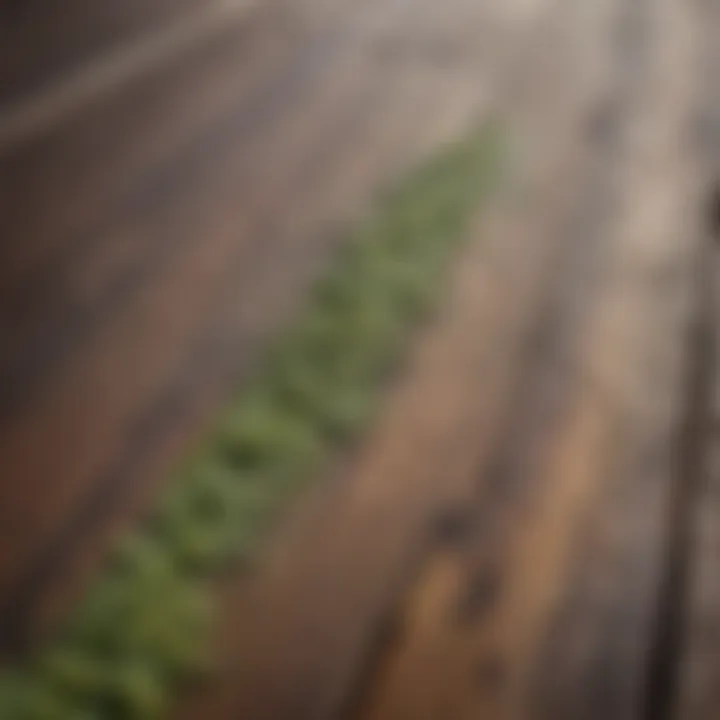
0,121 -> 503,720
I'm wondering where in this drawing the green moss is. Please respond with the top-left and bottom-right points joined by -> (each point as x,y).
0,121 -> 502,719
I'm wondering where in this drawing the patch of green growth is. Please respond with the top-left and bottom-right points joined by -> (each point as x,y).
0,122 -> 502,719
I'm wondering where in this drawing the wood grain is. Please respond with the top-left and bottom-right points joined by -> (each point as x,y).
0,0 -> 500,648
171,2 -> 612,717
672,0 -> 720,716
1,3 -> 718,720
0,0 -> 212,107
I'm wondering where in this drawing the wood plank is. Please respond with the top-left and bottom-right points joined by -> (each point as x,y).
170,2 -> 612,717
1,8 -> 710,720
0,0 -> 438,418
0,0 -> 497,647
672,0 -> 720,716
496,1 -> 703,718
674,261 -> 720,720
0,0 -> 309,374
0,0 -> 209,107
341,1 -> 705,719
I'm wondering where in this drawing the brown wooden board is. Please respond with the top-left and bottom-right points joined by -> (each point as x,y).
368,0 -> 704,718
170,1 -> 620,717
0,0 -> 205,107
167,0 -> 711,718
0,2 -> 714,719
0,0 -> 497,649
673,0 -> 720,716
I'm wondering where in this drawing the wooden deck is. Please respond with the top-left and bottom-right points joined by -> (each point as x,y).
1,0 -> 720,718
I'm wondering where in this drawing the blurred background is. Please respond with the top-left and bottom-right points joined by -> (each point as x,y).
1,0 -> 719,718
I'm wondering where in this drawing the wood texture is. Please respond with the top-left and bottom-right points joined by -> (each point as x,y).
0,0 -> 502,647
673,1 -> 720,717
1,1 -> 719,719
0,0 -> 206,106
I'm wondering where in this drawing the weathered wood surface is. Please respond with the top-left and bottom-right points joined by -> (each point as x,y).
0,0 -> 206,107
1,0 -> 720,719
674,1 -> 720,717
171,0 -> 713,718
0,0 -> 519,647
